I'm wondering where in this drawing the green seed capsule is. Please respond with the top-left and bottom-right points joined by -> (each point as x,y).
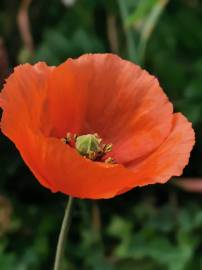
75,134 -> 102,158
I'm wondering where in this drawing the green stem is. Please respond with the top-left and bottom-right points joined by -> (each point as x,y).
53,196 -> 74,270
118,0 -> 138,63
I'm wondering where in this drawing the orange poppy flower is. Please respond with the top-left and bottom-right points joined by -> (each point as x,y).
0,54 -> 195,199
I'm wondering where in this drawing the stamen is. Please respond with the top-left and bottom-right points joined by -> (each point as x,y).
103,143 -> 113,153
105,157 -> 115,164
61,133 -> 72,144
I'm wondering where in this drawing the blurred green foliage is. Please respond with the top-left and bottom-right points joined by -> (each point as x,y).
0,0 -> 202,269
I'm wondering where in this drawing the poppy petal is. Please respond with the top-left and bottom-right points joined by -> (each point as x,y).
126,113 -> 195,187
0,62 -> 54,137
47,54 -> 173,163
0,62 -> 54,188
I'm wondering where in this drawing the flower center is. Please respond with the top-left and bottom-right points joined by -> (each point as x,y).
61,133 -> 115,163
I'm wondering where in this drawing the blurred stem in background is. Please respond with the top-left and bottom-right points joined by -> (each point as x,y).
118,0 -> 169,65
137,0 -> 168,63
118,0 -> 137,63
17,0 -> 34,63
107,14 -> 119,54
0,38 -> 9,88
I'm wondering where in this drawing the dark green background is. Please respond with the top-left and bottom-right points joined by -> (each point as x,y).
0,1 -> 202,269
